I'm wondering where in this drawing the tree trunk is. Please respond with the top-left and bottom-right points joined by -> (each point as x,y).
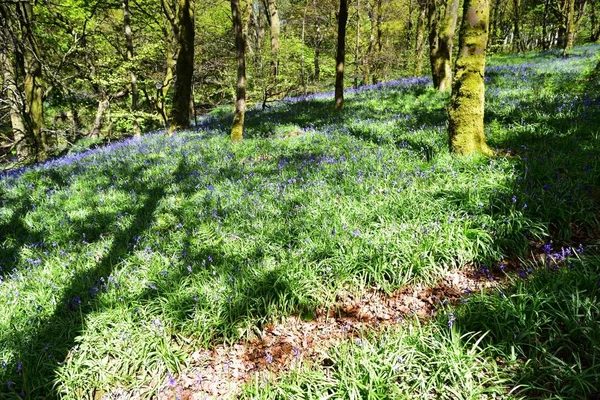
414,0 -> 427,76
66,107 -> 80,144
542,0 -> 550,49
1,49 -> 31,160
231,0 -> 247,141
267,0 -> 280,78
428,0 -> 460,92
448,0 -> 492,156
301,0 -> 309,91
591,1 -> 600,42
168,0 -> 195,135
362,0 -> 377,85
17,1 -> 47,161
512,0 -> 522,52
563,0 -> 576,55
122,0 -> 141,137
335,0 -> 348,111
354,0 -> 360,88
313,0 -> 322,82
490,0 -> 498,46
90,97 -> 110,139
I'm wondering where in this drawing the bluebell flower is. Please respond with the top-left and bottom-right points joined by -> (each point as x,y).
166,371 -> 176,387
448,313 -> 455,328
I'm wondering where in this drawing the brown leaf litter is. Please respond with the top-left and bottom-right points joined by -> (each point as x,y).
157,265 -> 505,400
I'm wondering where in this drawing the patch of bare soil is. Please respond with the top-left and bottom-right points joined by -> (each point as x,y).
157,265 -> 505,400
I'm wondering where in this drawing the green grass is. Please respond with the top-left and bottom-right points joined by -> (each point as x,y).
0,44 -> 599,398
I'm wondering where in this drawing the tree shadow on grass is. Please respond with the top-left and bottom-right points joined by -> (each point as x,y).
0,143 -> 338,398
455,254 -> 600,398
448,62 -> 600,398
0,164 -> 147,285
2,160 -> 186,398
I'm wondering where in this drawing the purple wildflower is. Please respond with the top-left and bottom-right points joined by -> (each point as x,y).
166,371 -> 176,387
448,313 -> 456,328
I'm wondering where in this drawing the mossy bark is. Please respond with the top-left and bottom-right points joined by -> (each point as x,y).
448,0 -> 493,156
267,0 -> 280,78
1,49 -> 32,160
362,0 -> 378,86
168,0 -> 195,135
231,0 -> 247,142
314,24 -> 322,82
428,0 -> 460,92
414,0 -> 428,76
335,0 -> 348,111
512,0 -> 523,53
17,1 -> 47,161
90,97 -> 110,138
563,0 -> 576,55
122,0 -> 141,137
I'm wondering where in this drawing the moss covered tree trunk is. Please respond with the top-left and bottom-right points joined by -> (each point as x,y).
90,97 -> 110,139
267,0 -> 280,78
1,48 -> 32,160
168,0 -> 195,135
428,0 -> 460,92
512,0 -> 523,53
563,0 -> 576,55
414,0 -> 428,76
314,21 -> 322,82
335,0 -> 348,111
231,0 -> 247,141
122,0 -> 141,137
16,1 -> 47,161
448,0 -> 492,156
354,0 -> 360,88
362,0 -> 377,86
542,0 -> 550,49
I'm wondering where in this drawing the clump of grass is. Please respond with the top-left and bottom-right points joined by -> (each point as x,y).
241,324 -> 510,400
242,255 -> 600,399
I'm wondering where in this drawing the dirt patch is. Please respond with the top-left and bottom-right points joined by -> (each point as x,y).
157,266 -> 503,399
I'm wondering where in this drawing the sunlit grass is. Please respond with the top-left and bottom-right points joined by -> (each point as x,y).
0,44 -> 599,398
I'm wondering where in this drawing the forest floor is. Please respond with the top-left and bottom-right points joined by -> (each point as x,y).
1,45 -> 600,399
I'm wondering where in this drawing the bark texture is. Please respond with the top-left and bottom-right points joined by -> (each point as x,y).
448,0 -> 492,156
267,0 -> 280,77
169,0 -> 195,134
362,0 -> 377,85
335,0 -> 348,111
563,0 -> 576,55
16,1 -> 47,161
1,49 -> 31,160
90,98 -> 110,139
428,0 -> 460,92
231,0 -> 247,141
123,0 -> 141,137
414,0 -> 428,76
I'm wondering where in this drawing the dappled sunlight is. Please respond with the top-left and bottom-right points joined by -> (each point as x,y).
0,45 -> 599,398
